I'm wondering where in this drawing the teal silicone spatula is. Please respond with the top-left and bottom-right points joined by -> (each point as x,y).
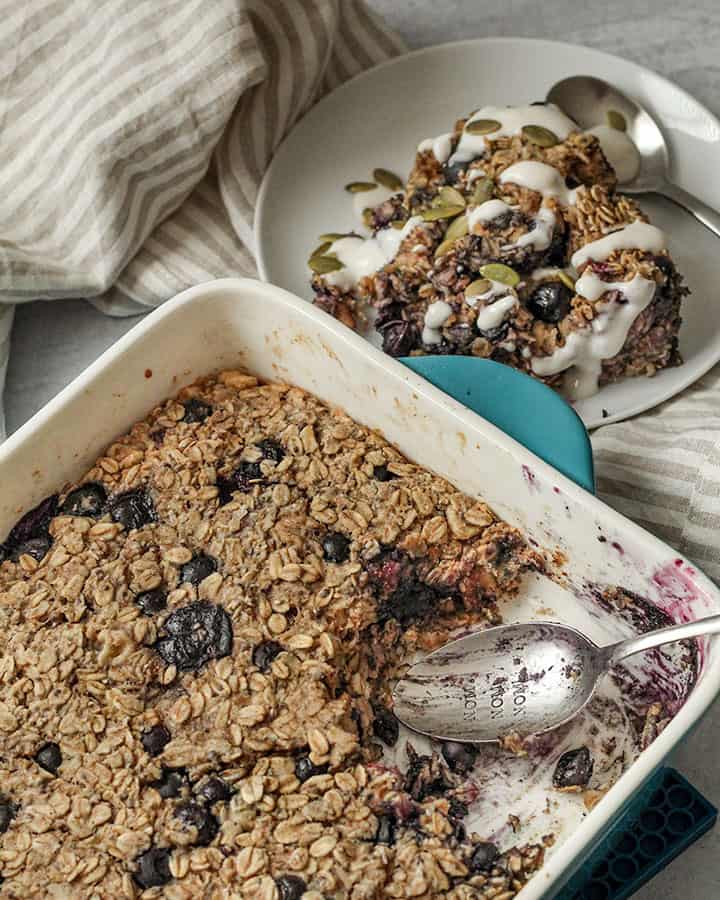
400,356 -> 594,493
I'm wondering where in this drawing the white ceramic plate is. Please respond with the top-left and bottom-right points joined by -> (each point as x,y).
255,37 -> 720,429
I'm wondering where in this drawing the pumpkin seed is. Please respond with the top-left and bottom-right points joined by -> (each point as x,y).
434,239 -> 456,259
465,278 -> 491,298
434,186 -> 466,208
471,177 -> 495,206
557,270 -> 576,292
421,205 -> 465,222
345,181 -> 377,193
466,118 -> 502,136
362,209 -> 374,228
390,219 -> 408,230
309,241 -> 332,259
521,125 -> 560,148
318,232 -> 353,242
445,214 -> 469,242
479,263 -> 519,287
372,168 -> 403,191
606,109 -> 627,132
308,255 -> 344,274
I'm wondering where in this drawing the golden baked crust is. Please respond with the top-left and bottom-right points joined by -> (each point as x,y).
0,372 -> 545,898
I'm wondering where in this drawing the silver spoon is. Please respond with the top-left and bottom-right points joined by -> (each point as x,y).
547,74 -> 720,238
392,615 -> 720,743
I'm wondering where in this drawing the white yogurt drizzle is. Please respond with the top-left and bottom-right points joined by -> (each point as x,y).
531,266 -> 576,281
531,274 -> 656,400
505,206 -> 556,251
466,167 -> 487,184
352,184 -> 397,229
531,221 -> 668,399
418,132 -> 454,163
475,293 -> 518,331
499,161 -> 578,206
465,278 -> 511,309
422,299 -> 453,345
467,199 -> 513,230
587,124 -> 641,184
449,103 -> 577,165
571,221 -> 666,269
324,216 -> 425,292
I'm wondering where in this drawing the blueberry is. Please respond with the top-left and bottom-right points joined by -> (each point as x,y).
109,489 -> 155,531
182,398 -> 212,424
448,797 -> 468,841
141,724 -> 171,757
381,321 -> 416,357
476,321 -> 509,343
652,254 -> 674,278
441,741 -> 478,774
195,776 -> 233,805
372,704 -> 399,746
443,160 -> 468,184
5,494 -> 58,547
174,801 -> 219,846
3,494 -> 58,560
9,535 -> 52,562
217,460 -> 265,504
294,756 -> 328,783
373,464 -> 397,482
133,847 -> 172,889
151,767 -> 188,799
552,746 -> 594,789
322,532 -> 351,563
365,549 -> 443,626
527,281 -> 572,323
135,588 -> 167,616
60,483 -> 107,517
155,602 -> 233,671
381,579 -> 438,625
374,812 -> 396,845
180,553 -> 217,586
252,640 -> 283,673
275,875 -> 307,900
0,796 -> 18,834
470,841 -> 499,871
256,439 -> 285,463
235,460 -> 264,490
35,741 -> 62,775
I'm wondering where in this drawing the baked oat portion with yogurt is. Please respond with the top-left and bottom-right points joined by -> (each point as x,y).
309,103 -> 688,401
0,371 -> 556,898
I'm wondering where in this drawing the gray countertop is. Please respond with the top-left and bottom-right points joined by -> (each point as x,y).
5,1 -> 720,896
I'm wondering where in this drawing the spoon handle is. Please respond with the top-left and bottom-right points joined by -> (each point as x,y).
604,612 -> 720,668
658,181 -> 720,239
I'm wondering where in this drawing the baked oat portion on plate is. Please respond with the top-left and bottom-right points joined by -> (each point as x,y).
309,104 -> 688,402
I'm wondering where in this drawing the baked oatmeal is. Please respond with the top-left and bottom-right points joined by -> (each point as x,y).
309,104 -> 688,401
0,371 -> 554,898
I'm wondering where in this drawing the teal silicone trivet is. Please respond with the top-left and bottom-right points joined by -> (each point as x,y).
400,356 -> 595,493
554,767 -> 716,899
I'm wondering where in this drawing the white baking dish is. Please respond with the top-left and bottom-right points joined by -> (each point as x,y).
2,277 -> 718,898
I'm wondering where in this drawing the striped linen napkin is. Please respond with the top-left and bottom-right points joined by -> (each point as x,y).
2,1 -> 719,586
0,0 -> 404,398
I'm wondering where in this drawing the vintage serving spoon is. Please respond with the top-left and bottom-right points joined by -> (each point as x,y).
392,616 -> 720,743
547,74 -> 720,238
